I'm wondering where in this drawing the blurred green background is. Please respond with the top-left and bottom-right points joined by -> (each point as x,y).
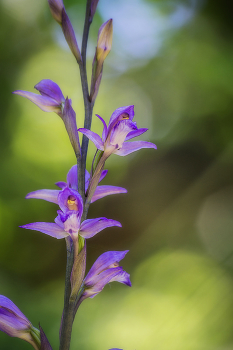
1,0 -> 233,349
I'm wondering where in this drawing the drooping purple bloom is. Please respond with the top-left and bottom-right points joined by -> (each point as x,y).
13,79 -> 65,116
78,105 -> 157,158
0,296 -> 40,350
26,164 -> 127,205
81,250 -> 131,300
21,187 -> 121,241
13,80 -> 80,158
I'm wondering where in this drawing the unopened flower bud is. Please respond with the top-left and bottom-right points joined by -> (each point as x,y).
61,8 -> 82,63
47,0 -> 64,24
90,0 -> 99,21
96,19 -> 113,63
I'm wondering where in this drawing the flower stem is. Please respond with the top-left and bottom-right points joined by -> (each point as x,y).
59,238 -> 74,350
79,0 -> 94,200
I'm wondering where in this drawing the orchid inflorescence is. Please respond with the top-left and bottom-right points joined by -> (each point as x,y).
0,0 -> 157,349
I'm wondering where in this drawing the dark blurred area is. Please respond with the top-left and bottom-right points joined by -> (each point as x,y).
1,0 -> 233,349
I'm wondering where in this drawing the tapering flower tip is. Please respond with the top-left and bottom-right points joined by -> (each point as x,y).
13,79 -> 65,116
0,296 -> 40,350
48,0 -> 64,24
96,19 -> 113,62
83,250 -> 131,299
90,0 -> 99,21
40,325 -> 53,350
62,8 -> 82,62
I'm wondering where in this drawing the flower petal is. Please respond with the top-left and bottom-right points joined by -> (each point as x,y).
80,218 -> 121,239
110,120 -> 137,148
66,165 -> 90,190
58,187 -> 83,216
99,169 -> 108,183
35,79 -> 65,104
85,250 -> 129,283
0,296 -> 29,322
66,165 -> 78,189
96,114 -> 108,141
78,128 -> 104,150
85,267 -> 131,298
55,181 -> 67,189
115,141 -> 157,156
125,127 -> 148,141
20,222 -> 68,239
108,105 -> 134,133
91,185 -> 127,203
63,212 -> 81,240
13,91 -> 60,113
26,189 -> 59,204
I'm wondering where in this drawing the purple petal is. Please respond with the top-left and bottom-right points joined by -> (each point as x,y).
13,91 -> 61,113
96,114 -> 108,141
35,79 -> 65,104
110,269 -> 131,286
85,250 -> 129,283
26,189 -> 59,204
78,128 -> 104,150
55,181 -> 67,189
66,165 -> 78,189
91,185 -> 127,203
0,296 -> 29,323
58,187 -> 83,216
85,267 -> 131,298
125,127 -> 148,141
110,120 -> 137,148
108,105 -> 134,133
99,169 -> 108,183
63,212 -> 81,240
80,218 -> 121,239
20,222 -> 68,239
0,316 -> 28,337
66,165 -> 90,190
62,9 -> 81,62
115,141 -> 157,156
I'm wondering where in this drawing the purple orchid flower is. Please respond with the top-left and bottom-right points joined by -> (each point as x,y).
13,79 -> 65,116
13,80 -> 80,158
26,164 -> 127,205
81,250 -> 131,300
0,296 -> 40,350
78,105 -> 157,158
20,187 -> 121,241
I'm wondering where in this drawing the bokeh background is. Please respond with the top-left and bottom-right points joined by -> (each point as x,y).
1,0 -> 233,349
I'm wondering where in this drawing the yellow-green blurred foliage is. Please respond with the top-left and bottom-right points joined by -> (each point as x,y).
1,0 -> 233,349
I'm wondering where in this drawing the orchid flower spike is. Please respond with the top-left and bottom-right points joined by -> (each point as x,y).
79,105 -> 157,158
81,250 -> 131,300
0,296 -> 41,350
20,187 -> 121,242
25,164 -> 127,205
